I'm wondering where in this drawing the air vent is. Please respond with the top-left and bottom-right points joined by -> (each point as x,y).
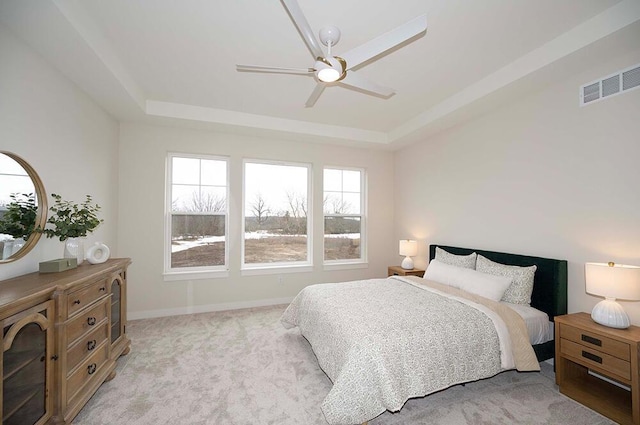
580,63 -> 640,106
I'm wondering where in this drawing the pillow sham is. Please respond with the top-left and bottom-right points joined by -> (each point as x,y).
435,247 -> 477,269
476,254 -> 537,305
424,259 -> 512,302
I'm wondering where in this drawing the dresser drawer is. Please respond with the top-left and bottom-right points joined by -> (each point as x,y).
561,338 -> 631,381
66,342 -> 108,402
67,321 -> 109,372
67,278 -> 108,318
559,323 -> 630,361
66,298 -> 109,345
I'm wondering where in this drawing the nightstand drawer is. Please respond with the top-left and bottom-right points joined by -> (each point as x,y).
561,338 -> 631,381
560,323 -> 630,361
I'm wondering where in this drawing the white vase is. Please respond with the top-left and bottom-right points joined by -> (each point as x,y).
64,237 -> 84,265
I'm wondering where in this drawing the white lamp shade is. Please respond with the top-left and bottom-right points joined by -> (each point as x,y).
585,262 -> 640,329
399,240 -> 418,257
585,262 -> 640,300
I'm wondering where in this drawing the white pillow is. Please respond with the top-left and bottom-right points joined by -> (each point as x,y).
476,254 -> 537,305
435,247 -> 477,269
424,259 -> 512,302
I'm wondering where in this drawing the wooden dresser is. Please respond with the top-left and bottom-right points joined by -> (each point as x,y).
0,258 -> 131,425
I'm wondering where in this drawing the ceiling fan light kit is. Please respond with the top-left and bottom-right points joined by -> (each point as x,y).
315,56 -> 345,82
236,0 -> 427,107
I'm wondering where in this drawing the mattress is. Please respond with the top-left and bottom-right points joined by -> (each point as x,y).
504,302 -> 553,345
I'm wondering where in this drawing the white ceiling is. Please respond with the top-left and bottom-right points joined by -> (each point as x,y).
1,0 -> 639,149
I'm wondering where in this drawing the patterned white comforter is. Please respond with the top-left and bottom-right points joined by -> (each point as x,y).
281,276 -> 538,425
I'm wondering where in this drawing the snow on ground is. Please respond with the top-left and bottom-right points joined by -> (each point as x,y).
171,231 -> 358,253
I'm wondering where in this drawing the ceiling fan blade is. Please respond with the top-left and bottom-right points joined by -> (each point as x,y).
236,64 -> 314,75
305,83 -> 325,108
339,72 -> 395,97
341,14 -> 427,70
281,0 -> 324,59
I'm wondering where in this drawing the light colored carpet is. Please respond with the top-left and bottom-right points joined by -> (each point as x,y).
72,305 -> 614,425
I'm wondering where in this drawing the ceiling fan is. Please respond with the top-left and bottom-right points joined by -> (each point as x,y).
236,0 -> 427,107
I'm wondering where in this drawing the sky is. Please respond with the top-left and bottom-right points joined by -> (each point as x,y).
171,156 -> 361,216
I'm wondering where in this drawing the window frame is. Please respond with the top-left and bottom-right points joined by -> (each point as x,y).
164,152 -> 230,281
241,158 -> 313,273
322,166 -> 367,267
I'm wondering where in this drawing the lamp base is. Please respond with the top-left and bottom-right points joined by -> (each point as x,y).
401,256 -> 414,270
591,298 -> 630,329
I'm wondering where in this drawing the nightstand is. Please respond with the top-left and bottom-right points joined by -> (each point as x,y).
555,312 -> 640,425
388,266 -> 425,278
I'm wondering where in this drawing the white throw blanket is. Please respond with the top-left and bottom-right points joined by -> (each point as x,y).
281,276 -> 538,425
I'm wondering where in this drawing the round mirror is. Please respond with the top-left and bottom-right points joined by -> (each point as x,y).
0,151 -> 47,263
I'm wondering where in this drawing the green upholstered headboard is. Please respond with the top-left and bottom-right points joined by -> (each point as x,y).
429,245 -> 568,361
428,245 -> 568,320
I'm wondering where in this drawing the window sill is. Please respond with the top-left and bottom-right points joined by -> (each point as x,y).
164,269 -> 229,281
241,264 -> 313,276
323,261 -> 369,271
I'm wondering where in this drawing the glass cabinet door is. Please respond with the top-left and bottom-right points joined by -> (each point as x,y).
2,301 -> 53,425
109,272 -> 125,345
110,278 -> 121,343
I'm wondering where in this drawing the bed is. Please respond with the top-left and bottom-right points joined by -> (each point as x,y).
281,244 -> 568,425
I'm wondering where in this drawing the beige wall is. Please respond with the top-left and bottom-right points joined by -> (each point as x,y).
118,123 -> 396,318
0,24 -> 120,280
395,50 -> 640,323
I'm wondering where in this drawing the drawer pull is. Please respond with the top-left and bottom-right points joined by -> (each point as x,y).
87,340 -> 97,351
99,287 -> 106,292
581,334 -> 602,346
582,350 -> 603,364
87,363 -> 97,375
87,317 -> 97,326
73,300 -> 81,305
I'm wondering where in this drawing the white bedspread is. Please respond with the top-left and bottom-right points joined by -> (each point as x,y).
281,276 -> 538,425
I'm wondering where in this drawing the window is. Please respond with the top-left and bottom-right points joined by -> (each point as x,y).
166,154 -> 228,274
243,160 -> 311,268
323,168 -> 365,263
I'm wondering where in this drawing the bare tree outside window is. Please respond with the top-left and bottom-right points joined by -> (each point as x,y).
249,194 -> 271,230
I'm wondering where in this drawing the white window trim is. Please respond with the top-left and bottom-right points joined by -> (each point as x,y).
323,166 -> 367,267
241,158 -> 313,271
164,152 -> 229,279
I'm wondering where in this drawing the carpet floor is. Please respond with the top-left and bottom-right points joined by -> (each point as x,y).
72,305 -> 615,425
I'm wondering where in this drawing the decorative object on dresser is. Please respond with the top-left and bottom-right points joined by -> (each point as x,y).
555,312 -> 640,425
387,265 -> 425,277
35,193 -> 104,265
398,239 -> 417,270
585,262 -> 640,329
39,258 -> 78,273
0,258 -> 131,425
86,242 -> 110,265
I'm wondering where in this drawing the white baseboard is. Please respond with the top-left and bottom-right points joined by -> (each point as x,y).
128,296 -> 295,321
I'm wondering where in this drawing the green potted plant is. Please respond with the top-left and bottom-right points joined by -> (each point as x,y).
37,194 -> 104,264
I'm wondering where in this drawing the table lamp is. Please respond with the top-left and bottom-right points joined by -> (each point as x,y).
399,240 -> 418,270
585,262 -> 640,329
